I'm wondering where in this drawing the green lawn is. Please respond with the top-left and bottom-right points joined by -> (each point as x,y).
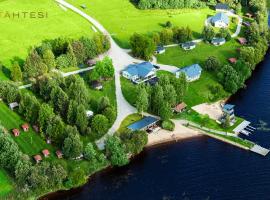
0,102 -> 55,157
0,169 -> 13,197
183,72 -> 228,106
68,0 -> 215,48
156,40 -> 240,106
0,0 -> 95,80
157,40 -> 240,67
121,71 -> 228,107
117,114 -> 142,134
177,109 -> 244,133
156,70 -> 228,107
120,77 -> 137,106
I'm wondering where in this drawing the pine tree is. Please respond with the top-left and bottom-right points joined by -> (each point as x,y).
136,87 -> 149,115
43,49 -> 56,71
11,61 -> 22,82
67,43 -> 77,67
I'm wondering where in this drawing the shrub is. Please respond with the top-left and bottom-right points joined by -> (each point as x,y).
161,120 -> 175,131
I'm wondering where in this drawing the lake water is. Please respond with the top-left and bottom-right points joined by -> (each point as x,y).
49,53 -> 270,200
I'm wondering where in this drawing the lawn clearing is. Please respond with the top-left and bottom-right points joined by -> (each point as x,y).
121,77 -> 137,106
183,72 -> 228,106
156,70 -> 228,107
67,0 -> 215,48
157,40 -> 240,67
176,108 -> 244,133
0,169 -> 13,197
0,0 -> 94,78
0,102 -> 55,156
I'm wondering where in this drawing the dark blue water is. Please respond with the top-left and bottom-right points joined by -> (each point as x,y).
54,52 -> 270,200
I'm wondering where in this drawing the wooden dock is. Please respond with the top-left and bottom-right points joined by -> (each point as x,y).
250,145 -> 270,156
233,120 -> 251,134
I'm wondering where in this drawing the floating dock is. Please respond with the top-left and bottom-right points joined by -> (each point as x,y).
250,145 -> 270,156
233,120 -> 251,134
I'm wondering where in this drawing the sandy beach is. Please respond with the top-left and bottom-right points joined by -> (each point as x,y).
192,101 -> 224,121
146,120 -> 202,147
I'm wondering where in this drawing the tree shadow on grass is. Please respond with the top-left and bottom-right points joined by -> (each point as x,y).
2,66 -> 10,79
193,31 -> 202,39
11,56 -> 24,66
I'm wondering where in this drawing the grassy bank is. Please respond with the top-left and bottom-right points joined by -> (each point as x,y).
190,125 -> 254,149
176,109 -> 244,133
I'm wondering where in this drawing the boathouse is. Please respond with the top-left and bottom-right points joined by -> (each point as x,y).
128,116 -> 159,132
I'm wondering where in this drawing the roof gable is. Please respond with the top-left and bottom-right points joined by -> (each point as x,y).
223,104 -> 235,111
177,64 -> 202,79
212,12 -> 229,24
125,62 -> 155,78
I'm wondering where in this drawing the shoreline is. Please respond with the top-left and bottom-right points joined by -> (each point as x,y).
146,120 -> 203,147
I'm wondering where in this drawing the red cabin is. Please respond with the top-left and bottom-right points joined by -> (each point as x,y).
34,155 -> 42,163
42,149 -> 50,157
56,150 -> 63,159
228,58 -> 237,64
12,129 -> 20,137
21,123 -> 29,132
238,37 -> 247,45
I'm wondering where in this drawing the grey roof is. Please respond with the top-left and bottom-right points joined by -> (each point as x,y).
215,3 -> 229,10
176,64 -> 202,79
128,116 -> 159,131
223,104 -> 235,111
212,38 -> 226,44
182,42 -> 196,48
156,45 -> 165,52
211,12 -> 229,25
124,62 -> 155,78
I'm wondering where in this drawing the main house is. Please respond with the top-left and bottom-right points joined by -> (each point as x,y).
122,62 -> 157,84
175,64 -> 202,82
211,12 -> 229,28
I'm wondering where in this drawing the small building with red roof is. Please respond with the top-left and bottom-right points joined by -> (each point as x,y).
238,37 -> 247,45
173,102 -> 187,113
21,123 -> 29,132
42,149 -> 50,157
56,150 -> 63,159
12,129 -> 20,137
34,155 -> 42,163
228,58 -> 237,64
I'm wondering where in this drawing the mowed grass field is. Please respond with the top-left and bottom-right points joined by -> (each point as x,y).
156,71 -> 228,106
156,40 -> 240,106
0,169 -> 13,197
0,0 -> 95,79
0,102 -> 55,156
157,40 -> 240,67
68,0 -> 215,48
